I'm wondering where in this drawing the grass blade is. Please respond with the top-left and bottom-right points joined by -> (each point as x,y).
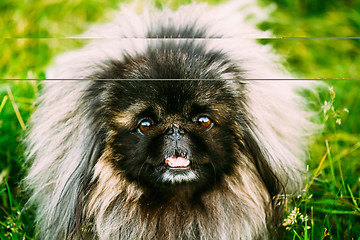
0,95 -> 8,114
6,86 -> 26,131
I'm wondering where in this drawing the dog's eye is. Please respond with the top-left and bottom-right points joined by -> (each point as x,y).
138,119 -> 152,134
197,116 -> 213,130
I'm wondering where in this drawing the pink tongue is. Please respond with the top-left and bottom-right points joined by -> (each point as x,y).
165,156 -> 189,167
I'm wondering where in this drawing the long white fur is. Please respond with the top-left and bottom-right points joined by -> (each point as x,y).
26,1 -> 317,239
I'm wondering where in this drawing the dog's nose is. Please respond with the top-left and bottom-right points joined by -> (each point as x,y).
167,125 -> 185,140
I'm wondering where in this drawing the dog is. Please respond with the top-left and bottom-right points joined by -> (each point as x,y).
25,2 -> 316,239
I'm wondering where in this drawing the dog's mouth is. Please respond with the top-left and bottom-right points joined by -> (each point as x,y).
165,156 -> 191,170
159,156 -> 198,184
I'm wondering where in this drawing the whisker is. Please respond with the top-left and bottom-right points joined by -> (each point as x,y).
209,161 -> 217,184
137,160 -> 148,183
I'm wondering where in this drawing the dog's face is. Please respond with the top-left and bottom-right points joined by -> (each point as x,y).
95,80 -> 246,191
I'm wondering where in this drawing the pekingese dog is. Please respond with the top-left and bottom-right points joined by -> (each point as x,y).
25,2 -> 316,240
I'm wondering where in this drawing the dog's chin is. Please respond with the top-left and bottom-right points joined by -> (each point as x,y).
160,168 -> 199,184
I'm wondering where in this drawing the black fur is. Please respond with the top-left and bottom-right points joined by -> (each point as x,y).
91,40 -> 243,79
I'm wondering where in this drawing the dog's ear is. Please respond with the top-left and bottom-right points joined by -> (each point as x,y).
71,132 -> 104,236
241,123 -> 284,198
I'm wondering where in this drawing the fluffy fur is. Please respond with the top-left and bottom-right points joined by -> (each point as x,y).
25,2 -> 316,240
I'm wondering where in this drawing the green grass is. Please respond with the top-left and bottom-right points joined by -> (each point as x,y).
279,84 -> 360,239
1,0 -> 360,239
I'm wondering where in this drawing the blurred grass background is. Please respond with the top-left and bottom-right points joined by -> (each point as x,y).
0,0 -> 359,239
